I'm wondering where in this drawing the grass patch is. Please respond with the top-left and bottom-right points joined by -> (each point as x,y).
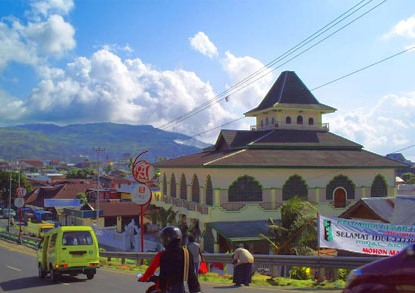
100,256 -> 346,289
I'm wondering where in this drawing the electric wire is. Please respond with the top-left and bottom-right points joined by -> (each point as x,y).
159,0 -> 386,131
189,43 -> 413,140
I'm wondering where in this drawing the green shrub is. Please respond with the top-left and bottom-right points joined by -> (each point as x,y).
289,266 -> 311,280
338,268 -> 352,281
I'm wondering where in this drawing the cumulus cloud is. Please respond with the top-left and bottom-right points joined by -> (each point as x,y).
0,21 -> 39,70
221,51 -> 274,114
0,0 -> 75,71
21,49 -> 230,143
31,0 -> 74,18
24,14 -> 76,55
327,93 -> 415,158
383,15 -> 415,39
189,32 -> 218,58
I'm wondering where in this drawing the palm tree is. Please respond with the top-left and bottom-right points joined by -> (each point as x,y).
260,196 -> 318,255
146,205 -> 177,228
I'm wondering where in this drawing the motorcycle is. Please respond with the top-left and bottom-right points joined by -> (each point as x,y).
137,273 -> 159,293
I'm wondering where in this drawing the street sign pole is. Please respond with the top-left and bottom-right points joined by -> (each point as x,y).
131,151 -> 156,255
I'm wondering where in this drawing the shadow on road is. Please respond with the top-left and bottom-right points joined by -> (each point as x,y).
212,284 -> 251,289
0,275 -> 87,291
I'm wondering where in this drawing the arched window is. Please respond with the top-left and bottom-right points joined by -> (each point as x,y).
326,175 -> 355,202
228,175 -> 262,202
170,173 -> 176,198
282,174 -> 308,201
308,118 -> 314,125
191,174 -> 200,203
286,117 -> 291,124
180,174 -> 187,200
334,188 -> 347,208
371,175 -> 388,197
297,115 -> 303,125
205,176 -> 213,206
162,173 -> 167,196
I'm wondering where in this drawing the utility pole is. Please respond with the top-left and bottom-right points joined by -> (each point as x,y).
7,172 -> 11,232
93,147 -> 106,227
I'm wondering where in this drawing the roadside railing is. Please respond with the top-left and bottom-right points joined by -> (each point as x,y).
100,250 -> 383,270
1,230 -> 383,274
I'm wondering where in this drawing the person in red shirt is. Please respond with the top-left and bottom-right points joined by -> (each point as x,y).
138,250 -> 163,283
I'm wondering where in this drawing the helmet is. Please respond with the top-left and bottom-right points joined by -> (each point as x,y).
160,226 -> 182,248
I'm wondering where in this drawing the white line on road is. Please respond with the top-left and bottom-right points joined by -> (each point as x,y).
7,265 -> 21,271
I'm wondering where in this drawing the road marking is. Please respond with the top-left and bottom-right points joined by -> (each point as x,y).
7,265 -> 21,271
60,282 -> 70,286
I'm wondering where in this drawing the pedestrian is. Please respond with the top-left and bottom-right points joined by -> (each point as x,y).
232,245 -> 254,287
158,226 -> 201,293
179,220 -> 189,246
187,235 -> 204,276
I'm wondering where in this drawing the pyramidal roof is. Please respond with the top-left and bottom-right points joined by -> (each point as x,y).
245,71 -> 336,115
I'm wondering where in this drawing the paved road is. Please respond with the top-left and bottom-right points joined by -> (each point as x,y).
0,217 -> 342,293
0,243 -> 342,293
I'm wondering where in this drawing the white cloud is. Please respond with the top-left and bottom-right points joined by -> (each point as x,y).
0,21 -> 39,70
21,49 -> 230,143
30,0 -> 74,18
0,1 -> 76,71
383,15 -> 415,39
189,32 -> 218,58
327,93 -> 415,158
24,14 -> 76,56
221,51 -> 274,114
0,89 -> 27,122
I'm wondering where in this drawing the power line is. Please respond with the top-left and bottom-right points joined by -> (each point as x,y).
188,45 -> 414,141
311,46 -> 415,91
159,0 -> 387,131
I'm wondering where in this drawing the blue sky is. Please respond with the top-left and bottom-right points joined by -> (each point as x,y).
1,0 -> 415,161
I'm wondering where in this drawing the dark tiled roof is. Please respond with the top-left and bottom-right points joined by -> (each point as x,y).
216,129 -> 362,149
245,71 -> 336,115
339,197 -> 395,222
21,159 -> 44,168
157,129 -> 406,169
208,220 -> 276,242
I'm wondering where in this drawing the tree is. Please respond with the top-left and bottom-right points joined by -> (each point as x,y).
400,172 -> 415,184
146,205 -> 177,228
260,196 -> 318,255
66,168 -> 96,179
0,171 -> 31,207
76,192 -> 88,205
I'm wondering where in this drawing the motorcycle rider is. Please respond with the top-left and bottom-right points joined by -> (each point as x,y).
158,226 -> 201,293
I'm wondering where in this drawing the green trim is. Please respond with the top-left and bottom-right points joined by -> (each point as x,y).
160,165 -> 403,169
244,145 -> 362,150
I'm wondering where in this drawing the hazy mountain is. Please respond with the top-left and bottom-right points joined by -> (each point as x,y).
0,123 -> 210,163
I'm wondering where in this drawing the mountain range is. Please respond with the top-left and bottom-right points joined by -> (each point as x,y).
0,123 -> 210,163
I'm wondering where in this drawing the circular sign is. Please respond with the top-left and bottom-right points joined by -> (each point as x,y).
16,187 -> 27,197
132,159 -> 155,184
14,197 -> 25,208
131,184 -> 152,205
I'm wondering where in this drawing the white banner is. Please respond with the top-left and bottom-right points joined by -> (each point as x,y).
318,215 -> 415,256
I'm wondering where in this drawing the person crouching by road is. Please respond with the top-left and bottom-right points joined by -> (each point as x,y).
159,226 -> 201,293
232,245 -> 254,287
